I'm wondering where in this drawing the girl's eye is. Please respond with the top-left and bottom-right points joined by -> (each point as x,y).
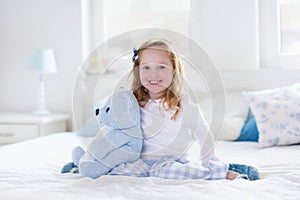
106,107 -> 110,113
142,65 -> 150,70
158,65 -> 166,70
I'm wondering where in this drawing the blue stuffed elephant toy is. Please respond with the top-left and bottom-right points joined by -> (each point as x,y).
65,90 -> 143,179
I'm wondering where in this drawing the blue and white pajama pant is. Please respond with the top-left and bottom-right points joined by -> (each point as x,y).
108,157 -> 228,180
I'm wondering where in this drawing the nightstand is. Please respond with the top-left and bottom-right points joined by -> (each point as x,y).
0,113 -> 70,144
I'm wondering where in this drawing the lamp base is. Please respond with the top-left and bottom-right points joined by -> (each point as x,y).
34,74 -> 51,116
32,109 -> 51,116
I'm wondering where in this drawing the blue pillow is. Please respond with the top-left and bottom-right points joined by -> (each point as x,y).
235,111 -> 259,142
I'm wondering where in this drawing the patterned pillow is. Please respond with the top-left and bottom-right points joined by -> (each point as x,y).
243,83 -> 300,148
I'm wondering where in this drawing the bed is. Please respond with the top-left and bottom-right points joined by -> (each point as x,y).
2,33 -> 300,199
2,79 -> 300,200
0,131 -> 299,200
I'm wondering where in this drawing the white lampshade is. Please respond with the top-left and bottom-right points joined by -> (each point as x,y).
26,48 -> 57,74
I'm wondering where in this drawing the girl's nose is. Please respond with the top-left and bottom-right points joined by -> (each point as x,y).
149,68 -> 160,76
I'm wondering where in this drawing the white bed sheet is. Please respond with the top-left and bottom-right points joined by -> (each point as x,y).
0,132 -> 299,200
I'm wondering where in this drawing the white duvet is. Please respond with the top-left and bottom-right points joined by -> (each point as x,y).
0,132 -> 299,200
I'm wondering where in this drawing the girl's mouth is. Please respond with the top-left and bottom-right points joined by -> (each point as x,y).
149,80 -> 162,84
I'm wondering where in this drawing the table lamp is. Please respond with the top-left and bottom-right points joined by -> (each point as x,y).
26,48 -> 57,115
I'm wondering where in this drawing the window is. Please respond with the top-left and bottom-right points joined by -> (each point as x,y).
82,0 -> 190,62
279,0 -> 300,54
103,0 -> 190,40
260,0 -> 300,68
81,0 -> 191,74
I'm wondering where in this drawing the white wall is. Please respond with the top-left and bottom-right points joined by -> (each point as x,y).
0,0 -> 82,130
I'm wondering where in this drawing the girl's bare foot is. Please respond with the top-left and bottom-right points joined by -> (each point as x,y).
226,170 -> 240,180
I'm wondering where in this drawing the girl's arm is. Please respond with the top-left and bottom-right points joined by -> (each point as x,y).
183,99 -> 217,163
193,110 -> 217,162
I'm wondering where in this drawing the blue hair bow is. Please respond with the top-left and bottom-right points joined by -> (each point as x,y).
132,48 -> 138,63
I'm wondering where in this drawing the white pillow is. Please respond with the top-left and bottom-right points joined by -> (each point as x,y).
198,91 -> 249,141
243,83 -> 300,148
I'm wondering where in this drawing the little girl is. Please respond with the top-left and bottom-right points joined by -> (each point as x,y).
108,38 -> 260,180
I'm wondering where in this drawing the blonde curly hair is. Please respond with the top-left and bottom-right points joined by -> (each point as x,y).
129,38 -> 184,120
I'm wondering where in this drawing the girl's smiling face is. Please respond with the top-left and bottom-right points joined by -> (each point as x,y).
139,48 -> 174,100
